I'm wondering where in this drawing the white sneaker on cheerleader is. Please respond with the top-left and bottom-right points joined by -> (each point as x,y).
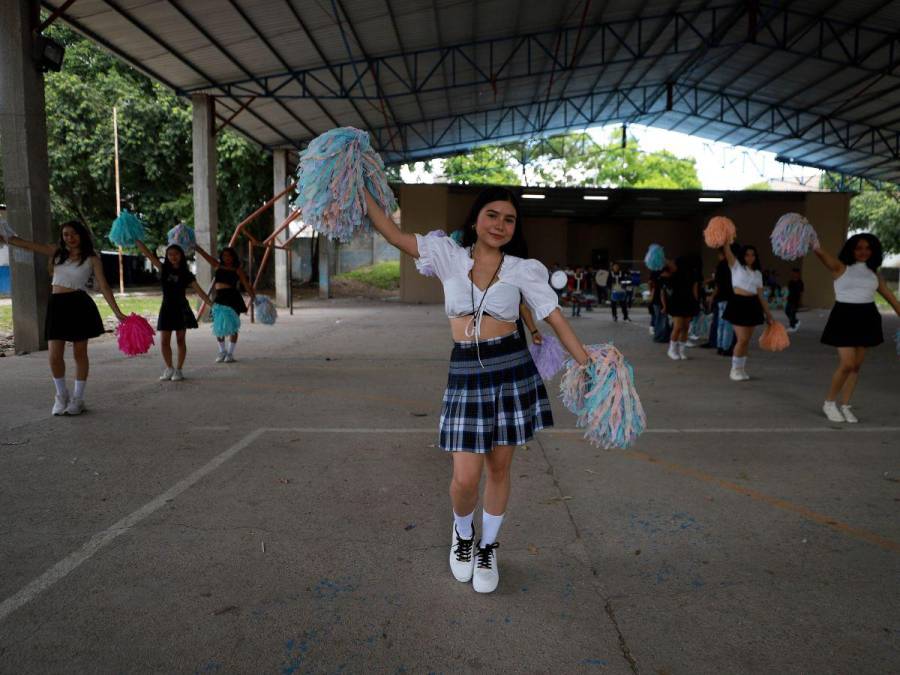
66,398 -> 85,416
215,353 -> 226,363
822,401 -> 845,423
449,524 -> 476,582
171,369 -> 184,382
52,394 -> 68,416
223,353 -> 235,363
159,367 -> 175,381
667,345 -> 680,361
730,368 -> 745,382
678,345 -> 689,360
840,405 -> 858,423
472,541 -> 500,594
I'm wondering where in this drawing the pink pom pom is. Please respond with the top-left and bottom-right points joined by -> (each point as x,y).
704,216 -> 736,248
116,313 -> 156,356
759,322 -> 790,352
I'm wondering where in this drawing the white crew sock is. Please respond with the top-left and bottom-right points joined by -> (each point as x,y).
731,356 -> 747,369
217,340 -> 226,354
453,510 -> 474,540
677,341 -> 686,356
481,511 -> 505,546
52,377 -> 68,397
226,341 -> 236,355
73,379 -> 86,399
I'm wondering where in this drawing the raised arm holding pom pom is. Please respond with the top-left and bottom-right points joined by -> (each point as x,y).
362,183 -> 643,595
809,233 -> 900,423
3,220 -> 125,415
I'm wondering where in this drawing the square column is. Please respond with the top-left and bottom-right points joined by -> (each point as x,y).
192,94 -> 218,291
1,0 -> 52,353
272,149 -> 290,308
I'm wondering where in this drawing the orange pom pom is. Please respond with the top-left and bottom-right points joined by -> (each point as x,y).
704,216 -> 736,248
759,322 -> 790,352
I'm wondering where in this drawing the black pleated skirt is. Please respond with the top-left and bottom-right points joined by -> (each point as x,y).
723,294 -> 765,327
45,291 -> 105,342
821,302 -> 883,347
213,287 -> 247,314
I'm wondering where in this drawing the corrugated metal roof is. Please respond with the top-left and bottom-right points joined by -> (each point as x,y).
42,0 -> 900,183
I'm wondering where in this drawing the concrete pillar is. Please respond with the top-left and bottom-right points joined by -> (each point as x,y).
272,149 -> 290,307
0,0 -> 52,353
318,235 -> 332,299
192,94 -> 217,291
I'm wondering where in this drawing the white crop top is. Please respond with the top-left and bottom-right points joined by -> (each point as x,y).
834,262 -> 878,303
730,261 -> 763,294
415,233 -> 558,332
52,257 -> 93,291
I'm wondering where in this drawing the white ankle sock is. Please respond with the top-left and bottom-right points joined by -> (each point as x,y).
731,356 -> 747,369
453,510 -> 474,539
217,340 -> 226,354
52,377 -> 68,397
226,341 -> 236,355
481,511 -> 505,546
73,380 -> 86,399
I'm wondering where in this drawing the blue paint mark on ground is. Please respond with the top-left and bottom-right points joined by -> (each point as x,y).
194,661 -> 223,673
281,631 -> 320,674
314,578 -> 356,600
581,658 -> 609,666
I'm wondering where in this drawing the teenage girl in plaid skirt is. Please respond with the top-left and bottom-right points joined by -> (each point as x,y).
365,186 -> 590,594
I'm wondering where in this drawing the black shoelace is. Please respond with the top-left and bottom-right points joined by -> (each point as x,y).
476,542 -> 499,569
454,532 -> 474,562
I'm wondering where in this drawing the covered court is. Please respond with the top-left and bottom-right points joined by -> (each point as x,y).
2,0 -> 900,672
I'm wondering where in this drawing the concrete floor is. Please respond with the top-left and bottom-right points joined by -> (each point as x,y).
0,299 -> 898,674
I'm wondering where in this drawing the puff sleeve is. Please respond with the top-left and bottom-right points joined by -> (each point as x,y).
517,259 -> 559,320
414,231 -> 464,281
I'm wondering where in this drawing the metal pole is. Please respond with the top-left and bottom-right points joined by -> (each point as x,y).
287,247 -> 294,315
247,239 -> 255,324
113,106 -> 124,294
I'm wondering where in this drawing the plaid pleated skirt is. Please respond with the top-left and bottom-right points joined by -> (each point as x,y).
439,331 -> 554,454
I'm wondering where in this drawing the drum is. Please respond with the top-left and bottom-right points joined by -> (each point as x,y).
550,270 -> 568,290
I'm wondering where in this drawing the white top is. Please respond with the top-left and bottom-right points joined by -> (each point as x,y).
51,257 -> 93,291
414,233 -> 558,338
730,261 -> 763,294
834,262 -> 878,303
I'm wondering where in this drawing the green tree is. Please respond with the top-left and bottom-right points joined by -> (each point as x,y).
848,190 -> 900,254
743,181 -> 771,191
443,146 -> 521,185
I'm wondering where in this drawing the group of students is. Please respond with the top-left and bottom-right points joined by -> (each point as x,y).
553,262 -> 638,321
646,232 -> 900,423
0,223 -> 255,414
2,189 -> 899,597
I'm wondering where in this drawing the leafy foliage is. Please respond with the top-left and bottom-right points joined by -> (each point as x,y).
848,190 -> 900,254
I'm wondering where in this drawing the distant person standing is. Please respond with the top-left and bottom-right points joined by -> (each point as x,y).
714,248 -> 735,356
595,267 -> 610,304
608,263 -> 630,321
785,268 -> 804,332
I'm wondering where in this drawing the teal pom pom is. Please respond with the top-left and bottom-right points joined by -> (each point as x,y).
109,210 -> 145,247
254,296 -> 278,325
212,304 -> 241,338
644,244 -> 666,271
291,127 -> 397,242
167,224 -> 196,253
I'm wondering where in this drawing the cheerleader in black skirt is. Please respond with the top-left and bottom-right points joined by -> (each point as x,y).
363,186 -> 591,594
721,242 -> 773,381
663,256 -> 701,360
195,245 -> 255,363
136,240 -> 212,381
0,220 -> 125,416
810,234 -> 900,423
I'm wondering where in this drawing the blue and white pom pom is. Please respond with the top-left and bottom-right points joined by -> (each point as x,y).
291,127 -> 398,242
211,304 -> 241,338
644,243 -> 666,271
109,209 -> 145,248
167,223 -> 196,254
254,296 -> 278,325
770,212 -> 819,261
559,344 -> 647,449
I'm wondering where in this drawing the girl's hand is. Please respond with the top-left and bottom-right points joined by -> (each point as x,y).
531,330 -> 543,345
115,310 -> 127,322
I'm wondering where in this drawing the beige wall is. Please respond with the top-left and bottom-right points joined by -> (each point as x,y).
399,184 -> 447,304
523,217 -> 567,267
803,193 -> 851,308
633,219 -> 700,267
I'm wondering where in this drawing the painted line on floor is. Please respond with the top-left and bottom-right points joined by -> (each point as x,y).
259,427 -> 900,434
0,428 -> 266,624
623,449 -> 900,554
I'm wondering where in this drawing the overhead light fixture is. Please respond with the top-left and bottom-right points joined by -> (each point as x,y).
699,197 -> 724,203
521,193 -> 545,199
33,34 -> 65,73
640,211 -> 664,217
583,195 -> 609,201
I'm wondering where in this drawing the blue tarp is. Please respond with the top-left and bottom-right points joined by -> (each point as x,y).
0,266 -> 10,295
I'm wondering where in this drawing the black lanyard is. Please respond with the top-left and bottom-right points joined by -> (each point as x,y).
470,249 -> 505,322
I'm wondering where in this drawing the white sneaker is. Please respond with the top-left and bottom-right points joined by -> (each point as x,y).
159,367 -> 175,381
648,326 -> 655,336
215,353 -> 226,363
52,394 -> 69,416
472,541 -> 500,594
840,405 -> 858,424
66,398 -> 85,416
730,368 -> 745,382
678,344 -> 689,360
223,353 -> 235,363
171,369 -> 184,382
823,401 -> 845,423
667,345 -> 680,361
449,524 -> 476,582
738,368 -> 750,381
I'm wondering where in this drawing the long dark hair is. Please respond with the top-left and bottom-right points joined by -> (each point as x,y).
838,233 -> 883,270
460,187 -> 528,257
53,220 -> 96,265
162,244 -> 187,272
739,244 -> 762,271
219,246 -> 241,268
